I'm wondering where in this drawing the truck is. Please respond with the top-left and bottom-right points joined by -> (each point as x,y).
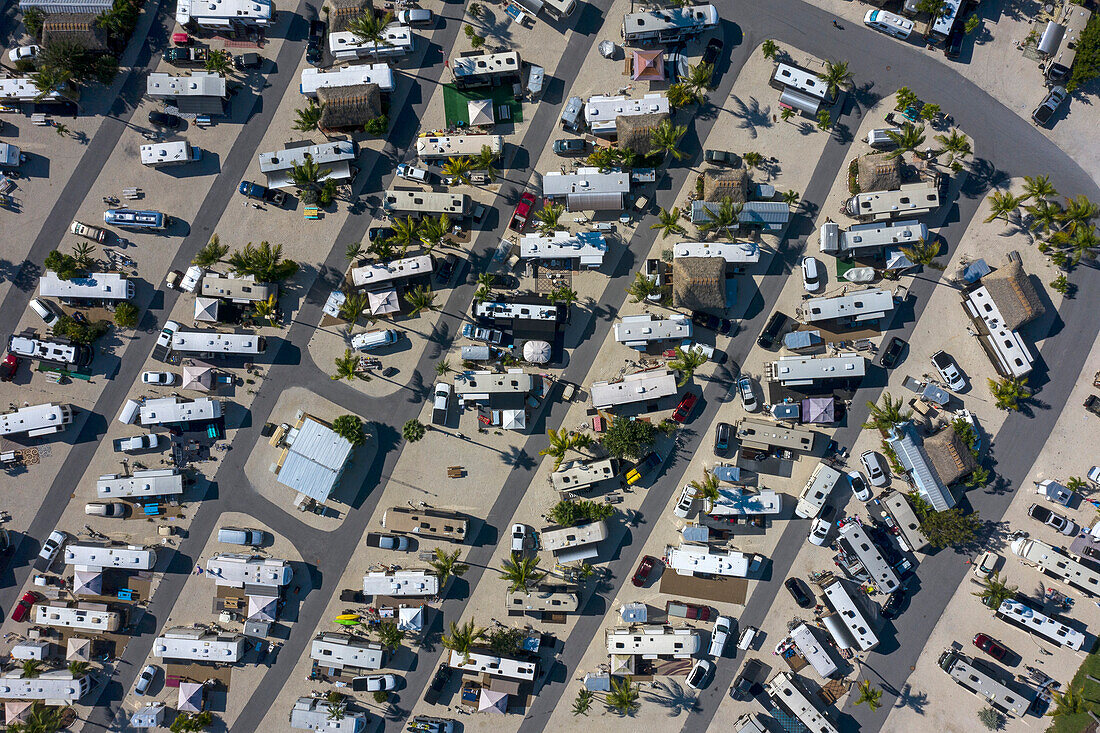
70,219 -> 108,243
162,46 -> 209,66
508,192 -> 537,231
113,434 -> 164,453
238,180 -> 287,207
1086,394 -> 1100,418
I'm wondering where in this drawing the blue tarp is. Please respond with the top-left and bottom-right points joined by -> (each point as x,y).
920,383 -> 951,406
772,403 -> 800,421
783,330 -> 822,350
714,465 -> 741,483
963,259 -> 991,283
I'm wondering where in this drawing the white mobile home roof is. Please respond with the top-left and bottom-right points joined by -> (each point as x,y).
200,273 -> 275,303
881,491 -> 930,552
820,220 -> 926,254
551,459 -> 616,492
147,71 -> 226,98
176,0 -> 273,26
140,140 -> 196,166
790,623 -> 838,678
452,51 -> 521,79
838,522 -> 899,594
520,231 -> 607,267
887,422 -> 955,512
768,354 -> 867,386
97,469 -> 184,498
0,77 -> 60,101
590,370 -> 677,409
205,554 -> 293,587
584,93 -> 669,134
289,697 -> 369,732
614,313 -> 691,346
276,416 -> 354,503
664,544 -> 755,577
454,370 -> 535,400
997,599 -> 1086,651
930,0 -> 962,36
772,63 -> 833,102
801,289 -> 894,323
0,672 -> 92,704
766,672 -> 839,733
300,64 -> 395,96
605,626 -> 701,657
362,570 -> 440,597
140,397 -> 222,425
707,488 -> 781,515
621,4 -> 718,41
328,26 -> 414,60
416,134 -> 503,160
542,167 -> 631,197
40,271 -> 133,301
154,631 -> 246,662
36,604 -> 121,632
350,254 -> 433,289
821,579 -> 880,651
541,520 -> 608,553
507,585 -> 580,613
65,544 -> 157,570
736,418 -> 816,452
259,141 -> 357,188
671,240 -> 760,263
964,286 -> 1035,378
848,183 -> 940,220
382,190 -> 470,215
0,403 -> 71,437
311,634 -> 383,670
447,649 -> 537,680
170,330 -> 265,355
1012,537 -> 1100,597
9,336 -> 80,364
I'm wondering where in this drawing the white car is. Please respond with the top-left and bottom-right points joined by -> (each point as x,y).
134,665 -> 158,695
511,523 -> 526,552
397,8 -> 433,25
738,376 -> 758,412
155,320 -> 180,349
849,470 -> 872,502
860,450 -> 889,487
85,502 -> 128,518
8,45 -> 40,63
673,485 -> 698,519
396,163 -> 431,183
808,517 -> 831,546
709,616 -> 733,657
353,674 -> 398,692
686,659 -> 714,691
801,256 -> 824,293
142,371 -> 178,386
931,350 -> 967,392
972,550 -> 1001,579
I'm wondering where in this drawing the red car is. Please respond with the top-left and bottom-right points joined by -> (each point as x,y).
632,555 -> 659,587
10,591 -> 39,623
973,633 -> 1009,661
508,192 -> 537,232
671,392 -> 698,423
0,353 -> 17,382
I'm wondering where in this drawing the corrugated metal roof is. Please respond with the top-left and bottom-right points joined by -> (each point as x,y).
887,423 -> 955,511
566,191 -> 625,212
277,418 -> 354,502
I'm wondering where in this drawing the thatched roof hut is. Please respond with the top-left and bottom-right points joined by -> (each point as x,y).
924,428 -> 979,486
672,257 -> 726,311
324,0 -> 374,32
317,84 -> 382,132
616,112 -> 669,155
42,14 -> 109,52
702,168 -> 749,204
857,153 -> 902,193
981,258 -> 1045,330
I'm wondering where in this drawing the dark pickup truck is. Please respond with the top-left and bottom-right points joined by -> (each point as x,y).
756,311 -> 791,349
238,180 -> 287,207
1086,394 -> 1100,417
163,46 -> 209,66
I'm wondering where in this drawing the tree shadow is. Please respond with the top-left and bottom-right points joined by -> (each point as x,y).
500,444 -> 536,470
642,680 -> 702,716
893,682 -> 928,715
727,95 -> 772,140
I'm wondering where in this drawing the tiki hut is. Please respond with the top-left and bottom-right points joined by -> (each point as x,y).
324,0 -> 374,32
980,257 -> 1045,330
702,168 -> 749,203
924,428 -> 979,486
857,153 -> 902,193
616,111 -> 669,155
41,14 -> 110,53
672,257 -> 727,311
317,83 -> 382,133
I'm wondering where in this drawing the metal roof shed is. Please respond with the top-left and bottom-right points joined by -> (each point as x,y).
276,417 -> 354,503
779,87 -> 820,115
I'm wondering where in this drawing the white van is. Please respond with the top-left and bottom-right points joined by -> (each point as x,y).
28,298 -> 60,327
352,329 -> 399,351
866,127 -> 903,149
864,9 -> 913,39
737,626 -> 759,650
117,399 -> 141,425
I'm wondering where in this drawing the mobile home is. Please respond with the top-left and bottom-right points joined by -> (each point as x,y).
415,134 -> 503,161
0,403 -> 73,438
140,140 -> 201,166
795,462 -> 845,519
844,183 -> 941,221
382,507 -> 468,542
620,4 -> 718,44
382,190 -> 471,217
35,603 -> 121,632
938,649 -> 1032,717
39,271 -> 135,302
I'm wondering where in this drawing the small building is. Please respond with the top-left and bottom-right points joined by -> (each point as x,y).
350,254 -> 433,290
541,520 -> 608,563
311,633 -> 383,671
818,220 -> 927,258
201,273 -> 275,303
584,93 -> 669,136
769,62 -> 836,117
844,182 -> 941,221
507,584 -> 580,614
551,458 -> 616,493
146,72 -> 227,115
702,168 -> 749,203
328,25 -> 414,61
616,112 -> 671,156
837,522 -> 900,595
735,418 -> 816,453
289,696 -> 368,732
382,507 -> 468,542
259,141 -> 358,189
614,313 -> 691,348
41,14 -> 109,52
154,627 -> 247,663
446,649 -> 537,681
671,240 -> 760,265
798,289 -> 895,325
272,414 -> 356,505
362,570 -> 439,597
35,603 -> 121,632
590,370 -> 678,410
300,64 -> 395,96
97,469 -> 184,499
415,134 -> 503,161
765,672 -> 840,733
520,231 -> 607,269
205,554 -> 293,588
169,329 -> 266,356
672,257 -> 728,311
790,623 -> 839,678
316,84 -> 383,134
140,140 -> 201,167
963,256 -> 1045,378
451,51 -> 522,89
620,4 -> 718,44
64,544 -> 157,571
0,671 -> 93,704
886,422 -> 959,512
140,396 -> 222,426
542,167 -> 631,212
664,543 -> 760,578
0,403 -> 73,438
689,200 -> 790,231
473,298 -> 564,340
176,0 -> 274,28
765,354 -> 867,387
820,578 -> 880,651
39,271 -> 134,302
605,626 -> 700,661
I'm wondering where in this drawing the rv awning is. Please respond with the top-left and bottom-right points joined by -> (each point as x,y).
175,96 -> 225,115
779,87 -> 820,115
566,192 -> 624,212
822,613 -> 857,650
1038,20 -> 1066,55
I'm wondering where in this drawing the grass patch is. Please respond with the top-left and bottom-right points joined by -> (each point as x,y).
441,84 -> 522,128
1047,638 -> 1100,733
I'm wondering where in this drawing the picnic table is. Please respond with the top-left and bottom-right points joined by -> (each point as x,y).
447,466 -> 465,478
123,187 -> 143,200
304,205 -> 320,219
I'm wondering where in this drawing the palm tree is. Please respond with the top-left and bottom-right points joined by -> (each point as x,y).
742,151 -> 764,170
419,214 -> 451,252
683,61 -> 713,99
780,107 -> 796,123
430,548 -> 469,587
988,376 -> 1029,411
572,689 -> 595,716
782,190 -> 801,208
404,285 -> 437,317
345,240 -> 365,262
339,291 -> 369,324
293,101 -> 324,132
436,359 -> 454,377
1022,174 -> 1057,202
863,392 -> 911,432
1059,195 -> 1099,236
9,703 -> 68,733
627,271 -> 661,303
54,123 -> 69,137
934,129 -> 971,165
698,197 -> 743,240
21,660 -> 42,679
375,622 -> 405,652
666,82 -> 695,109
254,293 -> 279,325
650,119 -> 688,161
500,556 -> 546,591
442,156 -> 472,184
68,661 -> 91,677
474,272 -> 495,301
442,619 -> 487,663
193,234 -> 229,267
651,207 -> 686,239
689,469 -> 721,512
388,216 -> 420,254
346,10 -> 394,45
818,59 -> 853,98
984,190 -> 1023,224
473,145 -> 499,180
604,677 -> 640,716
540,427 -> 573,469
972,571 -> 1017,608
288,153 -> 331,191
761,39 -> 778,60
1047,686 -> 1088,718
205,49 -> 232,75
228,241 -> 297,282
1027,198 -> 1063,233
669,346 -> 707,387
72,241 -> 96,270
534,202 -> 565,234
900,237 -> 942,269
332,349 -> 361,381
548,285 -> 578,305
885,124 -> 926,160
854,680 -> 883,711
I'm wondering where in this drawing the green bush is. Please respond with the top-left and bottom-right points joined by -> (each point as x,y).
53,314 -> 109,344
1068,14 -> 1100,92
44,250 -> 83,280
363,115 -> 388,136
332,415 -> 367,446
113,301 -> 139,329
600,418 -> 656,460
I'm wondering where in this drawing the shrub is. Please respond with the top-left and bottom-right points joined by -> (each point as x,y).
53,314 -> 109,344
114,301 -> 139,329
44,250 -> 83,280
601,418 -> 657,460
363,115 -> 388,136
402,419 -> 426,442
332,415 -> 367,446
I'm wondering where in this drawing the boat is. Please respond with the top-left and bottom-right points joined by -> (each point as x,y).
843,267 -> 875,283
333,614 -> 361,626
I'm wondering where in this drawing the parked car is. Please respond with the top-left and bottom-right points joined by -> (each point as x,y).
730,659 -> 761,700
849,470 -> 872,502
785,577 -> 814,608
70,219 -> 108,243
423,664 -> 452,705
801,256 -> 824,293
757,311 -> 790,349
808,516 -> 832,546
671,392 -> 698,423
397,8 -> 433,25
704,149 -> 739,166
352,674 -> 398,692
0,354 -> 18,382
625,451 -> 662,486
973,633 -> 1010,661
553,138 -> 587,155
435,253 -> 459,283
714,422 -> 732,456
218,527 -> 266,545
307,19 -> 326,63
1032,86 -> 1067,127
738,376 -> 758,412
972,550 -> 1001,579
931,350 -> 968,391
632,555 -> 659,587
673,485 -> 698,519
141,371 -> 177,386
366,533 -> 410,551
686,659 -> 715,691
368,226 -> 395,243
508,192 -> 537,231
861,450 -> 889,487
8,45 -> 40,62
10,591 -> 39,622
34,530 -> 67,571
881,588 -> 906,619
238,180 -> 287,207
666,599 -> 713,621
710,615 -> 733,657
944,27 -> 965,59
114,434 -> 163,452
234,52 -> 262,70
701,37 -> 724,66
691,310 -> 733,334
880,336 -> 906,369
461,323 -> 503,345
85,502 -> 128,518
511,524 -> 527,553
134,665 -> 158,696
148,110 -> 182,129
396,163 -> 431,183
1027,503 -> 1079,536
